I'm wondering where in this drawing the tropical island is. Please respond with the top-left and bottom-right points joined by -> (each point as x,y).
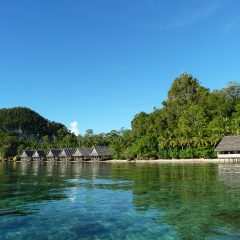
1,73 -> 240,161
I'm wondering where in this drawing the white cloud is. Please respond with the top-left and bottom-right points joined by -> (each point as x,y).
69,121 -> 80,136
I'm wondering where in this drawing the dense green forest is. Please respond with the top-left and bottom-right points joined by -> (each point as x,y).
0,107 -> 77,159
1,73 -> 240,160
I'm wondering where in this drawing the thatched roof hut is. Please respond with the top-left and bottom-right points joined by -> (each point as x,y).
215,136 -> 240,152
59,148 -> 76,160
20,150 -> 34,161
90,146 -> 112,160
46,149 -> 62,159
73,148 -> 91,160
32,150 -> 46,160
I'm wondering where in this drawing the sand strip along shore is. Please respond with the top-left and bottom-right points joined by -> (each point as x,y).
106,159 -> 240,164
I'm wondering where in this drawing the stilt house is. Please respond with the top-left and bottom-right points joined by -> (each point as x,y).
215,136 -> 240,159
72,147 -> 91,161
46,149 -> 62,161
59,148 -> 76,161
90,146 -> 112,161
20,150 -> 34,161
32,150 -> 46,161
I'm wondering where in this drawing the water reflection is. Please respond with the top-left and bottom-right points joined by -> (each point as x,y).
1,162 -> 240,240
12,161 -> 110,179
111,163 -> 240,239
218,163 -> 240,187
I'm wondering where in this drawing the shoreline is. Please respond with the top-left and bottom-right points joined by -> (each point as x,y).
1,158 -> 240,164
106,158 -> 240,164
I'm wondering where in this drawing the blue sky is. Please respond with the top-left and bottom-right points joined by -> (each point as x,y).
0,0 -> 240,134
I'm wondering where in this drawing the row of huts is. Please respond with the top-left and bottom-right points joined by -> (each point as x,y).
20,146 -> 112,162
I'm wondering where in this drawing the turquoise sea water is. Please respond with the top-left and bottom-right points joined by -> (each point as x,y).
1,162 -> 240,240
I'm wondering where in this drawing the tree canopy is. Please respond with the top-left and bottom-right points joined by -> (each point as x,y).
1,74 -> 240,160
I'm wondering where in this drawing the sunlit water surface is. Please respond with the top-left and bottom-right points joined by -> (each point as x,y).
1,162 -> 240,240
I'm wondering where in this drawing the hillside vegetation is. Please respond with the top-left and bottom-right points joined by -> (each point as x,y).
1,73 -> 240,160
0,107 -> 67,138
0,107 -> 76,159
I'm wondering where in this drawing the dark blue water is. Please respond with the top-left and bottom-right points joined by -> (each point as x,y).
1,162 -> 240,240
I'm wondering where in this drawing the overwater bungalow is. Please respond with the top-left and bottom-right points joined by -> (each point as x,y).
90,146 -> 112,161
32,150 -> 46,161
72,147 -> 91,161
215,136 -> 240,159
59,148 -> 76,161
46,149 -> 62,161
20,150 -> 35,161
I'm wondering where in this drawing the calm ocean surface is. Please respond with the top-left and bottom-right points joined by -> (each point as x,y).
0,162 -> 240,240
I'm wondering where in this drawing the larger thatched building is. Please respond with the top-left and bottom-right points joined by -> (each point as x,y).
215,136 -> 240,159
